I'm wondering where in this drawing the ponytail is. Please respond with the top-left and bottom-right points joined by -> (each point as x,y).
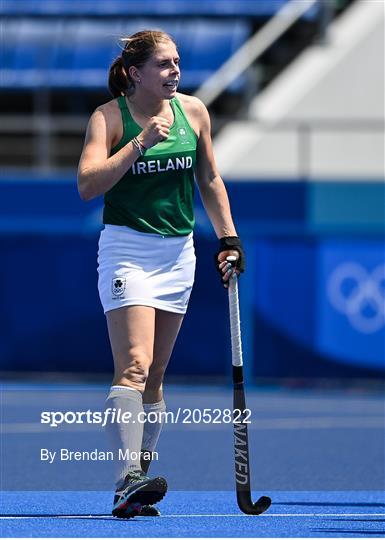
108,56 -> 133,97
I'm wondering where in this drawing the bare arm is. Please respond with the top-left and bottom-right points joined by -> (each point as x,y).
77,106 -> 141,201
193,99 -> 238,239
77,104 -> 171,201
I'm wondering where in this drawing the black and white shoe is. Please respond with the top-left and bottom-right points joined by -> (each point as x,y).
137,450 -> 161,516
112,470 -> 167,519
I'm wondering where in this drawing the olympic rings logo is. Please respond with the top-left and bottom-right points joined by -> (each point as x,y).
326,262 -> 385,334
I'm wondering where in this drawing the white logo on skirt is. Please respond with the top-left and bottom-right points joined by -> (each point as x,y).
112,277 -> 126,297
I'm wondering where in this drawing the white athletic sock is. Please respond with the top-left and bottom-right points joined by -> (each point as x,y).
142,399 -> 166,453
104,385 -> 144,489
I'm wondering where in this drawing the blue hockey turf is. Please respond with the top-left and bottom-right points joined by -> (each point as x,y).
2,490 -> 385,537
1,382 -> 384,537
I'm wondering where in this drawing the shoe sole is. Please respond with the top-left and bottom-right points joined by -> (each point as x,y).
138,505 -> 161,517
112,477 -> 167,519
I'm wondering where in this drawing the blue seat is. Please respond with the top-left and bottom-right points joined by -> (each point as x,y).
54,20 -> 122,87
1,19 -> 61,87
179,22 -> 249,87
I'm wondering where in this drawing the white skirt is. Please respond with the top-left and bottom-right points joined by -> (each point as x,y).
97,225 -> 196,314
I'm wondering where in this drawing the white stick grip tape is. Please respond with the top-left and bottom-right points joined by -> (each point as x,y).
228,275 -> 243,368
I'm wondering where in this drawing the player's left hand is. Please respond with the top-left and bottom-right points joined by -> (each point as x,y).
214,236 -> 245,288
217,251 -> 240,288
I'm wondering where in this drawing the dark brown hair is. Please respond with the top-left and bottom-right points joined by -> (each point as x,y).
108,29 -> 175,98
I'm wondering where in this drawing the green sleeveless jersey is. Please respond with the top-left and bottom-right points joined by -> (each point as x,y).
103,95 -> 197,236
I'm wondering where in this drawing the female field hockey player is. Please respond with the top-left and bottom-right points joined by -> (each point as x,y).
77,30 -> 245,518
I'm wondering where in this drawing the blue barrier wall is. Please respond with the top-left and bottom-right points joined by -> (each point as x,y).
1,175 -> 384,379
252,238 -> 384,378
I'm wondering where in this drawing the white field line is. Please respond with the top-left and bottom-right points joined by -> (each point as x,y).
0,513 -> 385,519
1,416 -> 384,433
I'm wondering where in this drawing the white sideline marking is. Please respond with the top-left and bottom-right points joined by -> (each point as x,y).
1,513 -> 384,519
159,513 -> 385,518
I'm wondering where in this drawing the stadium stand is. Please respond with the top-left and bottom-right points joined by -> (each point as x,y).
0,0 -> 324,92
0,0 -> 330,169
0,19 -> 251,90
0,0 -> 290,17
214,0 -> 384,179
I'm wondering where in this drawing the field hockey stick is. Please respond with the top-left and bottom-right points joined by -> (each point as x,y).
226,256 -> 272,515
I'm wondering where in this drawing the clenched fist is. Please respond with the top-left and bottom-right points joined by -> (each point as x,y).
137,116 -> 171,149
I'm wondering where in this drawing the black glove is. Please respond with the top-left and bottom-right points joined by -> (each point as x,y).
214,236 -> 245,281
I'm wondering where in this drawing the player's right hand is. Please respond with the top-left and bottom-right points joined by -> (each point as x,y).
137,116 -> 171,149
